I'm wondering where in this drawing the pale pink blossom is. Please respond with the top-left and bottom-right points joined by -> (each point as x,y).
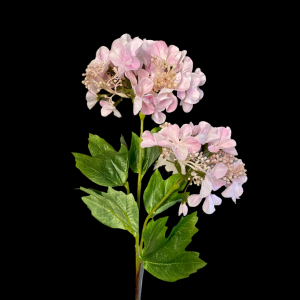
100,100 -> 121,118
202,194 -> 222,214
110,34 -> 143,77
157,124 -> 200,160
178,68 -> 206,112
178,203 -> 188,216
208,127 -> 237,155
141,92 -> 173,124
125,69 -> 154,115
221,176 -> 247,203
199,163 -> 228,198
189,121 -> 220,144
86,84 -> 98,109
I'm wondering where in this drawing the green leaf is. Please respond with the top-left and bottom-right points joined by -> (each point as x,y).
120,134 -> 128,150
140,212 -> 206,282
81,187 -> 139,236
129,132 -> 160,177
143,170 -> 186,216
72,137 -> 129,187
88,133 -> 115,156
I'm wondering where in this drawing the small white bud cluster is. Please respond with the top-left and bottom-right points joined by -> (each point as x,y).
159,122 -> 171,129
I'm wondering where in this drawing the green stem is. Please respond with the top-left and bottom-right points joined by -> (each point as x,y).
135,235 -> 140,274
139,177 -> 185,251
124,181 -> 130,195
137,112 -> 145,210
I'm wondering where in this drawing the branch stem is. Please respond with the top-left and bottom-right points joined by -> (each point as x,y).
137,112 -> 145,210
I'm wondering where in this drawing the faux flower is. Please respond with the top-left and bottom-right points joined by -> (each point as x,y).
208,127 -> 237,155
86,84 -> 98,109
100,100 -> 121,118
110,34 -> 143,77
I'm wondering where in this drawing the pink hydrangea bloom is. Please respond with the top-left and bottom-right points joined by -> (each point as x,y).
157,124 -> 200,161
208,127 -> 237,155
100,100 -> 121,118
178,203 -> 188,216
110,34 -> 143,77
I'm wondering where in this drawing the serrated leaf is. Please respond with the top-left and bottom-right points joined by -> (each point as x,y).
140,212 -> 206,282
143,170 -> 186,216
81,187 -> 139,236
129,132 -> 160,176
72,138 -> 129,187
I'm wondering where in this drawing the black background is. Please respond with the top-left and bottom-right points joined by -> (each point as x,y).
51,14 -> 264,300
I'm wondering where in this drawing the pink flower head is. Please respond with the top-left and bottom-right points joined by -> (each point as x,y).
178,67 -> 206,113
178,203 -> 188,216
100,100 -> 121,118
199,163 -> 228,199
141,91 -> 174,124
86,84 -> 98,109
110,34 -> 143,77
189,121 -> 220,144
208,127 -> 237,155
158,124 -> 200,161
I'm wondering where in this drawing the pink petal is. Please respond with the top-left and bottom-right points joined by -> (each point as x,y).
223,147 -> 238,155
155,98 -> 172,112
181,56 -> 193,74
120,33 -> 132,42
139,77 -> 154,95
101,107 -> 113,117
188,194 -> 202,207
152,111 -> 166,124
211,163 -> 228,179
125,71 -> 137,86
199,176 -> 213,199
126,37 -> 143,56
113,109 -> 122,118
111,37 -> 127,50
218,139 -> 237,149
166,45 -> 180,66
211,194 -> 222,205
195,68 -> 206,86
179,124 -> 193,139
181,136 -> 201,153
96,46 -> 110,63
173,146 -> 188,161
181,101 -> 193,113
208,145 -> 219,153
141,100 -> 155,115
211,177 -> 226,191
202,195 -> 216,214
166,93 -> 178,112
165,124 -> 180,143
133,96 -> 143,115
141,131 -> 156,147
197,88 -> 204,100
137,69 -> 149,82
151,41 -> 168,59
177,91 -> 186,100
186,87 -> 200,101
176,76 -> 191,91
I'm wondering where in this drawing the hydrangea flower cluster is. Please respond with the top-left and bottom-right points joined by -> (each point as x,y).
141,121 -> 247,215
82,33 -> 206,124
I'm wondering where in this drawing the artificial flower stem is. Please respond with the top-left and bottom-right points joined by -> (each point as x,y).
139,177 -> 185,251
137,112 -> 145,210
124,181 -> 130,195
